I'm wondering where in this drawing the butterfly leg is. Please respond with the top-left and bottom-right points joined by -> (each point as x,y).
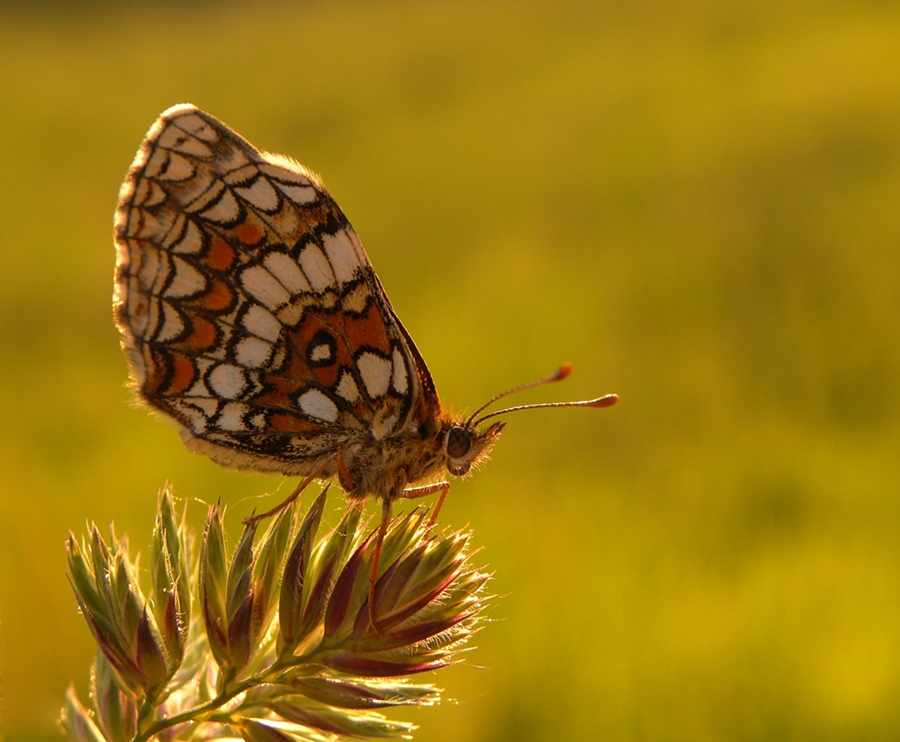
401,481 -> 451,525
242,461 -> 331,525
369,497 -> 393,635
368,482 -> 451,634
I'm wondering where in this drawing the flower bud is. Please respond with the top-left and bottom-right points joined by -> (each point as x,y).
277,490 -> 326,650
271,699 -> 415,738
200,504 -> 233,670
290,675 -> 439,709
250,500 -> 295,649
66,525 -> 170,695
61,685 -> 106,742
91,652 -> 138,742
151,486 -> 190,666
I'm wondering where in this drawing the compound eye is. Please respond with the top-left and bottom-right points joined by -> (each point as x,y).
446,426 -> 472,459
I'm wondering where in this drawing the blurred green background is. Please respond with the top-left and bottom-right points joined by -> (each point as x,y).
3,0 -> 900,738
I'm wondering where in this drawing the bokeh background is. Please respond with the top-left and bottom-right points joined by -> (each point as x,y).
3,0 -> 900,738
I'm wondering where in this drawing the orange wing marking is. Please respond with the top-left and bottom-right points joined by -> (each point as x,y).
204,237 -> 237,271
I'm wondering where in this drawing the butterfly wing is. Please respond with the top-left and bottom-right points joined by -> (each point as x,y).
114,104 -> 439,477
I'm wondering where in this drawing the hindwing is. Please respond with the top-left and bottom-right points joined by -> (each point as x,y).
114,104 -> 439,475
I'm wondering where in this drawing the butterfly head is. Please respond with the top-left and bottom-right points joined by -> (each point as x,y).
442,363 -> 618,478
443,420 -> 505,477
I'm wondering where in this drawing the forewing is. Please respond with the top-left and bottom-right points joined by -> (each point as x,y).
114,104 -> 435,475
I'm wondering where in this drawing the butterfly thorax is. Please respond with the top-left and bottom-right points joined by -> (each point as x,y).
337,417 -> 504,503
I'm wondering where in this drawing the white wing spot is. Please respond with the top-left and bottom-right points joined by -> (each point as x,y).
217,402 -> 250,431
322,230 -> 362,285
235,336 -> 273,368
276,300 -> 306,327
199,188 -> 241,224
276,182 -> 318,204
357,352 -> 392,398
392,347 -> 408,395
164,256 -> 207,298
309,343 -> 333,363
242,304 -> 281,342
271,346 -> 287,368
234,177 -> 279,211
298,389 -> 338,422
336,371 -> 361,403
188,397 -> 220,416
208,364 -> 247,400
157,152 -> 195,182
299,244 -> 337,292
167,217 -> 204,255
341,283 -> 371,314
182,357 -> 213,398
241,265 -> 291,310
265,251 -> 311,294
155,302 -> 185,342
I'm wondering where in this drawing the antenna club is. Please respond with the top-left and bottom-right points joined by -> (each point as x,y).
553,362 -> 573,381
587,394 -> 619,408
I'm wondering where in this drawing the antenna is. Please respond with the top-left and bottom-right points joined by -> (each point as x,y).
467,363 -> 618,428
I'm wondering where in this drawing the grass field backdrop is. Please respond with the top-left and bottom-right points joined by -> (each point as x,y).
2,1 -> 900,738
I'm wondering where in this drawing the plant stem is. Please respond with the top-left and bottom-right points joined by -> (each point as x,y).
135,681 -> 248,741
131,645 -> 340,741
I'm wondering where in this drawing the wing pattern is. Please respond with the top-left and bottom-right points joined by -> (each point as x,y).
114,105 -> 437,476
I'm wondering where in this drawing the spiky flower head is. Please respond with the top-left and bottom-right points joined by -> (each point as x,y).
62,486 -> 492,742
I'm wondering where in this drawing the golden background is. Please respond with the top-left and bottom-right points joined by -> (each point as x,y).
2,1 -> 899,738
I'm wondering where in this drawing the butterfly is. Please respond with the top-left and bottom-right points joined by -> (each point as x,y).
114,104 -> 617,627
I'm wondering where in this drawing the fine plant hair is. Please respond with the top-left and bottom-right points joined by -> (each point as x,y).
62,486 -> 491,741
